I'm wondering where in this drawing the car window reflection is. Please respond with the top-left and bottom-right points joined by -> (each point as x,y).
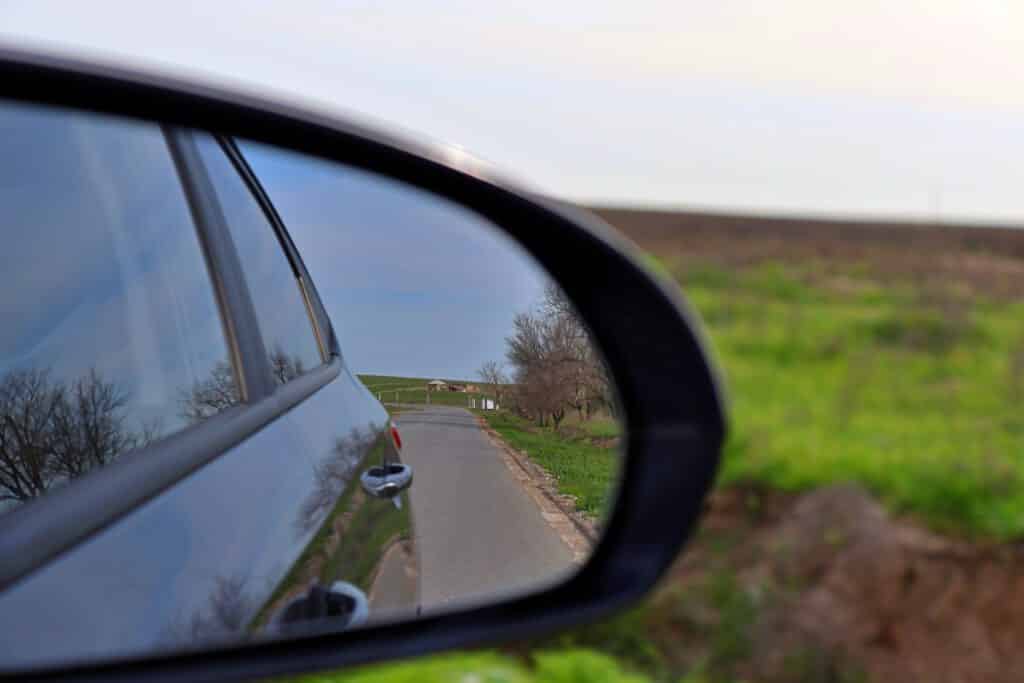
193,135 -> 324,384
0,102 -> 238,512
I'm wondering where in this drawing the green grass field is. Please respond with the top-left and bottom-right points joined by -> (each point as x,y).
675,259 -> 1024,539
335,251 -> 1024,683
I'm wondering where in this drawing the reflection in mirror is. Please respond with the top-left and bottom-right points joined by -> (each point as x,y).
0,101 -> 623,673
242,140 -> 625,618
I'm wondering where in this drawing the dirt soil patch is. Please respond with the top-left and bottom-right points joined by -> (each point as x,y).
659,484 -> 1024,682
592,206 -> 1024,299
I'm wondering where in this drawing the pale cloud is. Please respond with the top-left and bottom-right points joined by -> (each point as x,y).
2,1 -> 1021,223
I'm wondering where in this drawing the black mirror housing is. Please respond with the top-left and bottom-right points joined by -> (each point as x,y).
0,46 -> 726,683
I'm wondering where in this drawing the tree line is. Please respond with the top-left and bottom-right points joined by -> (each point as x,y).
480,284 -> 614,429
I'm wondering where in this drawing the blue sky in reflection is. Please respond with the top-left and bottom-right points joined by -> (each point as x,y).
0,102 -> 231,440
242,142 -> 548,381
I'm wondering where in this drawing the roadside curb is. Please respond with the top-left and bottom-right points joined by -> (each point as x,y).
475,415 -> 598,563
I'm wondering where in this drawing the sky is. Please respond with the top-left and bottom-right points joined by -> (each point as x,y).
2,1 -> 1023,225
240,141 -> 549,380
0,101 -> 234,437
1,2 -> 1022,379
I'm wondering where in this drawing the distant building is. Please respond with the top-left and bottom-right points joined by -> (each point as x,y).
426,379 -> 447,391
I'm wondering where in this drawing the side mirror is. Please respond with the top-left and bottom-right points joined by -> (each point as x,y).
0,46 -> 725,682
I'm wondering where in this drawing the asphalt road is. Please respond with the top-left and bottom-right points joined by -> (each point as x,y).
394,406 -> 574,612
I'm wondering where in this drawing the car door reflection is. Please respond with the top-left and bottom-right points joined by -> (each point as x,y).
250,405 -> 418,635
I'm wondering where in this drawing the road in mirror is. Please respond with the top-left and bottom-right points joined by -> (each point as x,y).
0,101 -> 625,674
241,141 -> 624,620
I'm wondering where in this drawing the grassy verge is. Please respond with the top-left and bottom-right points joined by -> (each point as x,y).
477,410 -> 622,518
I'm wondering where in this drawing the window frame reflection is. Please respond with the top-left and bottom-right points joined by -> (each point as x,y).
0,104 -> 343,596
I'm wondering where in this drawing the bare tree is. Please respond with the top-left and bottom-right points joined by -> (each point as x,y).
295,425 -> 377,534
179,349 -> 302,426
50,369 -> 137,479
0,369 -> 64,502
504,283 -> 611,428
186,574 -> 254,642
543,285 -> 614,419
0,368 -> 152,505
179,361 -> 240,424
477,361 -> 508,406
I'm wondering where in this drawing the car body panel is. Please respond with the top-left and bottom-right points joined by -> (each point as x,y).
0,124 -> 418,670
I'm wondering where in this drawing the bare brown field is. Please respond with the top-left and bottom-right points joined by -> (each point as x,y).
590,206 -> 1024,299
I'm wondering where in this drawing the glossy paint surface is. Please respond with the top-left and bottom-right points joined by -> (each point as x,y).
0,364 -> 417,670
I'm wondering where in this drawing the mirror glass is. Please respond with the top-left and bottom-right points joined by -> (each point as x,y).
0,100 -> 624,671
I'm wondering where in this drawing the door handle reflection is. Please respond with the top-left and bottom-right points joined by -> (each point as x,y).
275,581 -> 369,634
360,463 -> 413,498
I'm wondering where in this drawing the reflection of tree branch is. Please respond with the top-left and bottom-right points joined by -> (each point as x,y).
0,369 -> 62,501
159,573 -> 256,647
0,367 -> 158,505
51,369 -> 134,480
295,426 -> 377,535
179,361 -> 240,424
178,350 -> 306,426
188,575 -> 253,640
